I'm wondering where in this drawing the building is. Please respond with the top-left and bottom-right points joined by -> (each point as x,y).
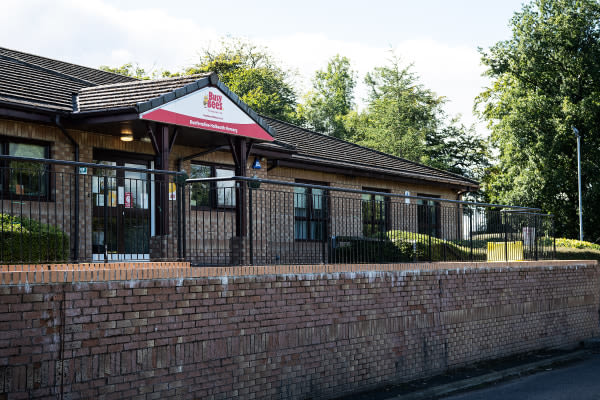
0,47 -> 486,265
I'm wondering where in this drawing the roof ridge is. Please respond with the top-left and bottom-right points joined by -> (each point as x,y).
0,46 -> 137,84
261,115 -> 478,185
78,73 -> 209,92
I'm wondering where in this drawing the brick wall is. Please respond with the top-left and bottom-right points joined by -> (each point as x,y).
1,261 -> 598,399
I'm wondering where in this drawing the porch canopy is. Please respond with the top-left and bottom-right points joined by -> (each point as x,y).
70,72 -> 275,163
68,73 -> 277,236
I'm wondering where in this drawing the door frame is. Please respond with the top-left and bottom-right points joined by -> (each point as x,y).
92,149 -> 154,261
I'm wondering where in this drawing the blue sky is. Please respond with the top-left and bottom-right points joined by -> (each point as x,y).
2,0 -> 527,132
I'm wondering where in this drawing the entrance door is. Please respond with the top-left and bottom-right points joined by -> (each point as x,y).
92,157 -> 151,261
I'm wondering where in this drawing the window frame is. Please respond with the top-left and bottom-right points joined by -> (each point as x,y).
0,136 -> 52,201
293,179 -> 329,242
361,187 -> 390,237
189,162 -> 236,210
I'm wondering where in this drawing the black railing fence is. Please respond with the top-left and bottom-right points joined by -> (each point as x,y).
0,155 -> 183,264
0,156 -> 556,265
186,177 -> 555,265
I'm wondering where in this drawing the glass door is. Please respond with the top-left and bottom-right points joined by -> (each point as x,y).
92,158 -> 150,260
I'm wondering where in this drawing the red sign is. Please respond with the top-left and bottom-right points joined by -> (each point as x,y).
124,192 -> 132,208
141,87 -> 273,142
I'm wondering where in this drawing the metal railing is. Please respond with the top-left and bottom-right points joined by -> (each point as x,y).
0,155 -> 184,264
0,155 -> 556,265
185,176 -> 555,265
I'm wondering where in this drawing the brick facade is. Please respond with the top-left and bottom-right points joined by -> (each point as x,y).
0,118 -> 464,263
0,261 -> 598,399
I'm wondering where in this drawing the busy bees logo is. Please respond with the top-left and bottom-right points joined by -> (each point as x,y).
203,91 -> 223,111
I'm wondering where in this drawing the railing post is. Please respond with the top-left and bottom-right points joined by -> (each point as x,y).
427,204 -> 432,262
181,179 -> 186,261
552,216 -> 556,259
249,185 -> 253,266
504,211 -> 509,262
103,175 -> 108,263
534,214 -> 539,261
176,176 -> 183,261
469,206 -> 473,262
321,193 -> 326,264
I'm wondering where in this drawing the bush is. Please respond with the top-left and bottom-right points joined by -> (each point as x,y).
329,231 -> 484,263
329,236 -> 408,263
387,231 -> 484,262
554,247 -> 600,262
554,238 -> 600,251
0,213 -> 69,263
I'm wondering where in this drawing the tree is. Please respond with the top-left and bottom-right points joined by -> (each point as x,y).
99,63 -> 153,79
297,55 -> 356,139
477,0 -> 600,240
345,56 -> 443,164
425,118 -> 490,180
182,38 -> 298,123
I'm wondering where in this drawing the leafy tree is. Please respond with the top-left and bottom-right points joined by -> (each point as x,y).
182,38 -> 298,122
477,0 -> 600,241
99,63 -> 152,79
297,55 -> 356,139
345,56 -> 443,164
425,118 -> 490,180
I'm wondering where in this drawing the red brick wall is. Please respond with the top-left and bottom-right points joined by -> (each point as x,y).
1,262 -> 598,399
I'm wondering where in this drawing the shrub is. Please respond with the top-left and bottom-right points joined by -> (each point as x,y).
554,247 -> 600,262
329,236 -> 408,263
554,238 -> 600,251
0,213 -> 69,263
329,231 -> 485,263
387,231 -> 484,262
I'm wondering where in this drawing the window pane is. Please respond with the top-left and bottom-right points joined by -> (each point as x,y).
92,161 -> 117,207
295,220 -> 307,240
8,143 -> 48,196
294,187 -> 307,217
9,143 -> 45,159
310,220 -> 324,241
216,168 -> 235,207
190,164 -> 211,207
124,163 -> 148,209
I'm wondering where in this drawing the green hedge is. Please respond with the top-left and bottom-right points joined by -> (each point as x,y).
329,231 -> 485,263
0,213 -> 69,263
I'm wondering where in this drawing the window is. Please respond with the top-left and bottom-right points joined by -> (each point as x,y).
0,138 -> 50,199
294,181 -> 327,241
190,163 -> 235,208
362,188 -> 389,237
417,194 -> 441,238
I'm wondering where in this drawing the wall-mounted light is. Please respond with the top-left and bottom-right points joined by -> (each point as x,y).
120,128 -> 134,142
252,156 -> 261,169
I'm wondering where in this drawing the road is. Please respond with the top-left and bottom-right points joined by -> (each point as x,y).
443,353 -> 600,400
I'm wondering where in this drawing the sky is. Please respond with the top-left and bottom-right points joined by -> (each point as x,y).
1,0 -> 526,133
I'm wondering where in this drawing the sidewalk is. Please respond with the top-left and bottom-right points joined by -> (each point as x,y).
335,339 -> 600,400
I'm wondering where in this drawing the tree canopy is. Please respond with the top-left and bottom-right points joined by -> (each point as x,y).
182,39 -> 298,123
297,55 -> 356,140
478,0 -> 600,240
99,39 -> 488,182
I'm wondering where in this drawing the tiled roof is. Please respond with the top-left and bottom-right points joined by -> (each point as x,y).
261,116 -> 479,188
0,47 -> 135,111
76,74 -> 212,112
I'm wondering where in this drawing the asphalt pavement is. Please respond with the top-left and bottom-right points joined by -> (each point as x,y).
442,353 -> 600,400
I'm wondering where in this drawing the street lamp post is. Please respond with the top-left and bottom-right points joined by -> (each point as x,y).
572,126 -> 583,241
